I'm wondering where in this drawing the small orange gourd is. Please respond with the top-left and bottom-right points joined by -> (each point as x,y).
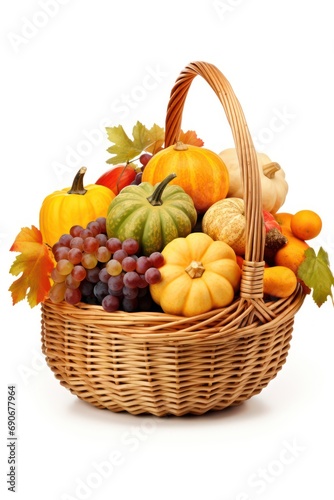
263,266 -> 297,298
142,141 -> 229,213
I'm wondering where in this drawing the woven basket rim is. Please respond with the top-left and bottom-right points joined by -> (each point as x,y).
42,282 -> 305,344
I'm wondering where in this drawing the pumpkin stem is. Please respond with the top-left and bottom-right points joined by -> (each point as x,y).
173,141 -> 189,151
185,260 -> 205,278
67,167 -> 88,195
263,162 -> 281,179
146,173 -> 177,206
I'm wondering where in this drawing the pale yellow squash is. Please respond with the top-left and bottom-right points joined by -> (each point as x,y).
150,232 -> 241,317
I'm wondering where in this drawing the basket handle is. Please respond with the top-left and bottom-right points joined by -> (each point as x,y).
164,61 -> 266,302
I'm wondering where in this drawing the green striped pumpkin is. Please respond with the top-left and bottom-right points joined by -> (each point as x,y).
106,174 -> 197,256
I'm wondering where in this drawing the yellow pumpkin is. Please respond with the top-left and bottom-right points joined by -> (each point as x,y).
202,197 -> 246,256
142,141 -> 229,213
39,167 -> 115,247
150,232 -> 241,317
219,148 -> 288,213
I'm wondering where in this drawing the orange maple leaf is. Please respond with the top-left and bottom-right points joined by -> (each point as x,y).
179,130 -> 204,147
9,225 -> 55,307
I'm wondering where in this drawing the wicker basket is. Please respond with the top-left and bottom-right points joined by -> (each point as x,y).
41,61 -> 306,417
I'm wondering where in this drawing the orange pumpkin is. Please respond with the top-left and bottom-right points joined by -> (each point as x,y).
141,141 -> 229,213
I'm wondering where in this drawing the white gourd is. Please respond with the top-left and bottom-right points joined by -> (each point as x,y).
219,148 -> 288,213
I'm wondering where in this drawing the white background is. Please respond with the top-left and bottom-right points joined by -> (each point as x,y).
1,1 -> 334,499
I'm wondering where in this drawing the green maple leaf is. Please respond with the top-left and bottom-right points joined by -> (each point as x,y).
106,121 -> 165,165
298,247 -> 334,307
106,124 -> 141,164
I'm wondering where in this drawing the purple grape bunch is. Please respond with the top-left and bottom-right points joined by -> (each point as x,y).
49,216 -> 164,312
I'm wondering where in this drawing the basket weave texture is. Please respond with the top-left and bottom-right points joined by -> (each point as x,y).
41,61 -> 305,417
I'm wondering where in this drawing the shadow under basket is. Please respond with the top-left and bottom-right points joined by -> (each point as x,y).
40,61 -> 306,416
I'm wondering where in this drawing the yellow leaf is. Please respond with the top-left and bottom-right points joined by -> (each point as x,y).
132,121 -> 152,151
106,124 -> 140,164
143,123 -> 165,154
9,226 -> 54,307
